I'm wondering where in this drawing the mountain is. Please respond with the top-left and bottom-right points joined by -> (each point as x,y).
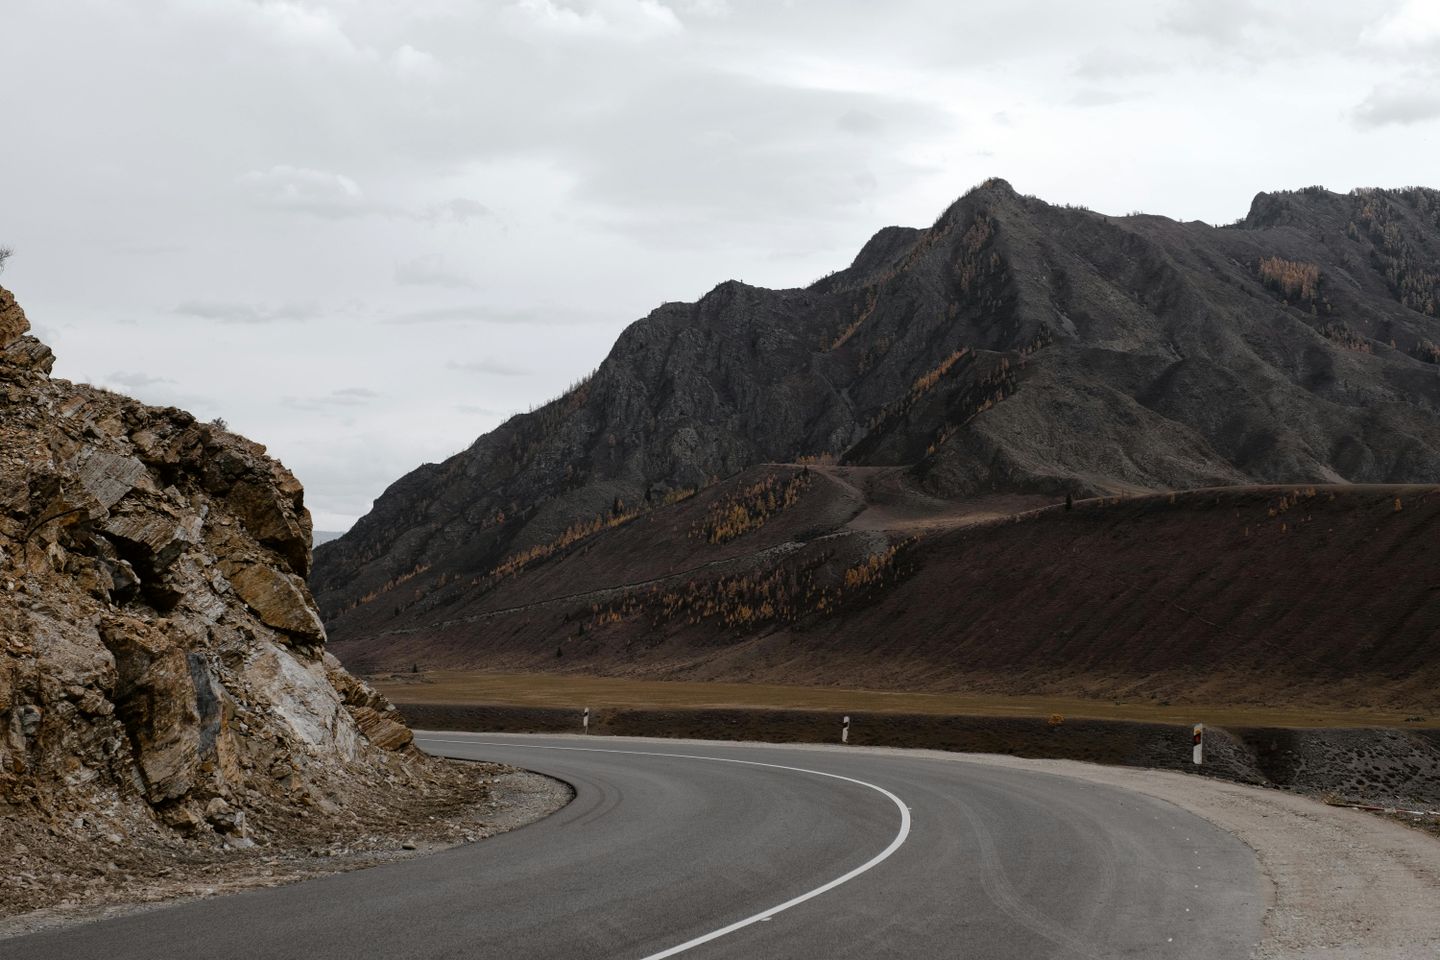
313,181 -> 1440,699
0,283 -> 430,865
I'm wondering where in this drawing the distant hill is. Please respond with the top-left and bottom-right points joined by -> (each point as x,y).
314,181 -> 1440,703
312,530 -> 346,548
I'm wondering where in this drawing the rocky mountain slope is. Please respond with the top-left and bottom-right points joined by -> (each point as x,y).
0,284 -> 500,916
314,181 -> 1440,646
329,462 -> 1440,709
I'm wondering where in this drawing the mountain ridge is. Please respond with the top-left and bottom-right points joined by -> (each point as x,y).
314,180 -> 1440,654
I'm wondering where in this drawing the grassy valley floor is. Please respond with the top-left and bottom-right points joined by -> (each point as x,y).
372,670 -> 1437,730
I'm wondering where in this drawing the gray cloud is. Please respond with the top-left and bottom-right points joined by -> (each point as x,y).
1068,88 -> 1135,108
559,75 -> 949,246
1354,78 -> 1440,128
447,358 -> 530,377
105,370 -> 175,389
281,387 -> 383,411
424,198 -> 493,223
395,255 -> 478,289
174,300 -> 319,324
1164,0 -> 1263,47
384,304 -> 610,326
837,109 -> 884,136
384,305 -> 535,325
333,386 -> 381,400
1071,50 -> 1167,81
455,402 -> 506,416
241,165 -> 491,223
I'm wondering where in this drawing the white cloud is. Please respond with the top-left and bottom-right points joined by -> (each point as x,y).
230,0 -> 370,59
1362,0 -> 1440,51
505,0 -> 683,40
239,165 -> 374,219
392,43 -> 442,82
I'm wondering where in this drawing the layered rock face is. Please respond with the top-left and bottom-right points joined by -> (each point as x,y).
315,181 -> 1440,641
0,284 -> 411,845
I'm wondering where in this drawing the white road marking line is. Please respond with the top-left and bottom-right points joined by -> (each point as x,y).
418,736 -> 913,960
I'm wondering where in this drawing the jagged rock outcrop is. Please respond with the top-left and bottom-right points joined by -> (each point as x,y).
0,283 -> 416,849
314,181 -> 1440,645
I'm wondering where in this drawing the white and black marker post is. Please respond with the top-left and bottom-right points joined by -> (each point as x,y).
1192,722 -> 1204,765
842,715 -> 850,745
583,707 -> 590,735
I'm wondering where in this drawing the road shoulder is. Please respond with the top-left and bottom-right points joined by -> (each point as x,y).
629,737 -> 1440,960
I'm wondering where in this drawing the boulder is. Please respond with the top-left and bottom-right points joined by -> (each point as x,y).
0,336 -> 54,375
99,623 -> 202,802
227,564 -> 326,644
68,448 -> 153,510
101,509 -> 200,573
348,706 -> 413,751
323,653 -> 411,750
226,476 -> 310,576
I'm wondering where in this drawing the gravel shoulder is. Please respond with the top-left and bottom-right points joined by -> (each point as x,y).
0,762 -> 571,941
944,753 -> 1440,960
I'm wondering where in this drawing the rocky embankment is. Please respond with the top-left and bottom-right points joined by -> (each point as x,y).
0,284 -> 543,923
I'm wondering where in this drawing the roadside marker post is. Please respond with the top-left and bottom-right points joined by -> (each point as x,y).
842,715 -> 850,745
1192,723 -> 1203,765
583,707 -> 589,735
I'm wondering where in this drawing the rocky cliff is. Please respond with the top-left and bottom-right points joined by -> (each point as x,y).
0,283 -> 422,862
314,181 -> 1440,644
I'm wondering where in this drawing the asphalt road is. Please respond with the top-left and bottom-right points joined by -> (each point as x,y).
11,733 -> 1264,959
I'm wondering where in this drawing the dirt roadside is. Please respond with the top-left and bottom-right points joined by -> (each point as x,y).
0,764 -> 571,941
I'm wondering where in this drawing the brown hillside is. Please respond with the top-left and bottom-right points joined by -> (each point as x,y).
330,470 -> 1440,711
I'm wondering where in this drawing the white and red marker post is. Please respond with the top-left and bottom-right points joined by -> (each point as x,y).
583,707 -> 590,735
1192,723 -> 1204,765
842,715 -> 850,744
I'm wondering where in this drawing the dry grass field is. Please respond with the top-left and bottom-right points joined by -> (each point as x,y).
371,670 -> 1436,730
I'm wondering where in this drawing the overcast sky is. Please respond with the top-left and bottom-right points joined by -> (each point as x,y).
2,0 -> 1438,530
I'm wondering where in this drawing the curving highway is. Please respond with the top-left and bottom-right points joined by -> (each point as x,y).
11,733 -> 1264,959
